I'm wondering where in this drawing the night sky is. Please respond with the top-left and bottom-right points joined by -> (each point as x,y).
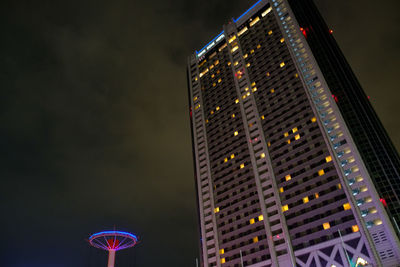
0,0 -> 399,266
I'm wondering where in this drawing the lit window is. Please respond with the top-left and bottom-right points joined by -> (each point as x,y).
270,88 -> 275,93
268,30 -> 273,35
246,63 -> 250,67
315,193 -> 319,199
249,17 -> 260,27
311,117 -> 317,122
251,82 -> 256,86
374,219 -> 382,226
213,83 -> 216,87
323,222 -> 330,229
257,44 -> 261,49
326,156 -> 332,162
352,225 -> 359,232
231,46 -> 239,53
258,215 -> 264,221
343,203 -> 351,210
262,7 -> 272,17
220,249 -> 224,255
243,53 -> 248,59
234,131 -> 238,136
215,60 -> 219,65
210,110 -> 214,115
221,258 -> 225,264
234,61 -> 239,66
253,236 -> 259,243
280,62 -> 285,67
238,27 -> 248,36
266,72 -> 270,77
282,205 -> 289,212
195,76 -> 198,81
235,99 -> 239,104
303,196 -> 309,203
216,106 -> 220,111
205,119 -> 209,123
232,114 -> 235,118
267,141 -> 271,147
279,187 -> 284,193
261,115 -> 265,120
252,87 -> 257,92
228,35 -> 236,43
219,43 -> 227,51
287,139 -> 291,144
318,169 -> 325,176
250,218 -> 255,224
224,158 -> 228,163
295,134 -> 300,140
337,183 -> 342,189
218,78 -> 222,83
280,38 -> 285,43
211,74 -> 215,78
195,104 -> 200,110
285,174 -> 291,181
230,154 -> 235,159
250,49 -> 254,54
193,96 -> 198,101
292,127 -> 298,133
227,61 -> 231,66
214,207 -> 220,213
284,132 -> 289,137
260,153 -> 265,158
240,163 -> 245,169
295,73 -> 299,78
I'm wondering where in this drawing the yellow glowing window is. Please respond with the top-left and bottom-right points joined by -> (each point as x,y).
228,35 -> 236,43
285,174 -> 291,181
219,43 -> 227,51
253,236 -> 259,243
262,7 -> 272,17
374,219 -> 383,226
287,139 -> 291,144
220,249 -> 224,255
243,53 -> 248,59
268,30 -> 273,35
227,61 -> 231,66
315,193 -> 319,199
205,119 -> 209,123
195,77 -> 198,81
246,92 -> 250,97
337,183 -> 342,189
323,222 -> 330,230
261,115 -> 265,120
221,258 -> 225,264
252,87 -> 257,92
282,205 -> 289,212
213,83 -> 216,87
211,74 -> 215,78
250,49 -> 255,54
250,218 -> 255,224
215,60 -> 219,65
216,106 -> 220,111
326,156 -> 332,162
295,134 -> 300,140
295,73 -> 299,78
318,169 -> 325,176
267,141 -> 271,147
210,64 -> 214,69
238,27 -> 248,36
214,207 -> 220,213
284,132 -> 289,137
258,215 -> 264,221
231,154 -> 235,159
235,99 -> 239,104
248,123 -> 253,128
246,63 -> 250,67
279,187 -> 284,193
257,44 -> 261,49
231,46 -> 239,53
234,131 -> 238,136
266,72 -> 270,77
280,38 -> 285,43
234,61 -> 239,66
343,203 -> 351,210
251,82 -> 256,86
195,104 -> 200,110
218,78 -> 222,83
224,158 -> 228,163
311,117 -> 317,122
303,196 -> 309,203
193,96 -> 198,101
249,17 -> 260,27
352,225 -> 359,232
240,163 -> 245,169
270,88 -> 275,93
232,114 -> 235,118
260,153 -> 265,158
210,110 -> 214,115
292,127 -> 298,133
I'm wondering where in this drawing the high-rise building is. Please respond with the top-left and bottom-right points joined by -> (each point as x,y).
187,0 -> 400,266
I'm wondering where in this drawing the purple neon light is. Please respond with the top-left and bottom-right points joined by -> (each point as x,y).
89,231 -> 138,251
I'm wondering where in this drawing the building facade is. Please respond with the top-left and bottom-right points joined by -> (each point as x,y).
187,0 -> 400,266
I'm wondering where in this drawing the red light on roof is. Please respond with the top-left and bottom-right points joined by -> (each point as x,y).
332,94 -> 338,103
300,27 -> 307,37
329,29 -> 333,34
380,198 -> 387,207
367,96 -> 370,99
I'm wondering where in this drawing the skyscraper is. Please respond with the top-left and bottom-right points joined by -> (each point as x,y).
187,0 -> 400,266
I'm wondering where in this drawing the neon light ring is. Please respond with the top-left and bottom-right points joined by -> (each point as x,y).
89,230 -> 138,267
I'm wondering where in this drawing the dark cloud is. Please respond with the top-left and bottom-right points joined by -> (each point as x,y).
0,0 -> 398,266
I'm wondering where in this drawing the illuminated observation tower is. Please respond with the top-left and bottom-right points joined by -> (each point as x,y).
89,230 -> 138,267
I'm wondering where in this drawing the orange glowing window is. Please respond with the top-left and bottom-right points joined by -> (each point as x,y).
352,225 -> 359,232
311,117 -> 317,122
318,169 -> 325,176
285,174 -> 291,181
323,222 -> 330,230
343,203 -> 351,210
326,156 -> 332,162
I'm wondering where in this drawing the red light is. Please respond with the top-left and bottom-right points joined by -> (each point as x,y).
300,27 -> 307,37
380,198 -> 387,207
332,94 -> 338,103
368,96 -> 370,99
276,234 -> 280,238
329,29 -> 333,34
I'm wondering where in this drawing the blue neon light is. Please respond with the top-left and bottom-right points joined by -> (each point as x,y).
233,0 -> 263,23
89,231 -> 138,240
196,31 -> 225,56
